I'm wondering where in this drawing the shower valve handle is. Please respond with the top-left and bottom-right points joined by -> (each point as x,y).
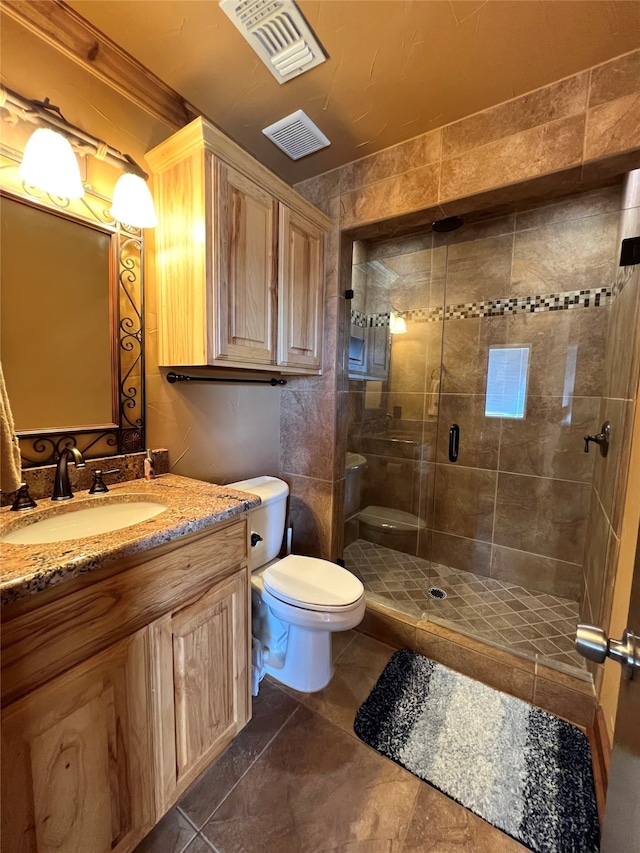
583,421 -> 611,457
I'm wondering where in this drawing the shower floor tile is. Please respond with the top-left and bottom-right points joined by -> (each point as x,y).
344,539 -> 585,672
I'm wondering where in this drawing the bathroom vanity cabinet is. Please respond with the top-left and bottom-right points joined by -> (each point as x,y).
0,517 -> 250,853
147,117 -> 329,375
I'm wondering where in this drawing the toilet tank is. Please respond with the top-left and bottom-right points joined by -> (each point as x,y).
227,476 -> 289,570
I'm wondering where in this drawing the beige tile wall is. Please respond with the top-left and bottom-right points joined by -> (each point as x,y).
279,196 -> 348,559
298,51 -> 639,236
288,50 -> 639,565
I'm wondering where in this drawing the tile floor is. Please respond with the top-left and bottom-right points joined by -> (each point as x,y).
344,539 -> 585,671
134,631 -> 528,852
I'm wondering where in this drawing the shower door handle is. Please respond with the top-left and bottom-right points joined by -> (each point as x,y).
449,424 -> 460,463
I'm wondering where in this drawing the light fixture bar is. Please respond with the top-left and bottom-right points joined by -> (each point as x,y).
0,85 -> 148,180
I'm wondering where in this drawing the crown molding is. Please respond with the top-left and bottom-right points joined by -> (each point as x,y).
2,0 -> 198,131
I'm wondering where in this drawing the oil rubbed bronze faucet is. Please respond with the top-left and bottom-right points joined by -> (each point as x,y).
51,446 -> 86,501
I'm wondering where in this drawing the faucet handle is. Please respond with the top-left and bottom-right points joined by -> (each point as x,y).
10,483 -> 37,512
89,468 -> 120,494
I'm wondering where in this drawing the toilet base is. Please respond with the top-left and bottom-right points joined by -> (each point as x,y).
265,625 -> 333,693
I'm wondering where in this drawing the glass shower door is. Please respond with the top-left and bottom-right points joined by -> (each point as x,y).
344,184 -> 623,678
344,234 -> 442,621
427,198 -> 615,674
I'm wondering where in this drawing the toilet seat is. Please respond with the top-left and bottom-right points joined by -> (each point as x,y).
262,555 -> 364,611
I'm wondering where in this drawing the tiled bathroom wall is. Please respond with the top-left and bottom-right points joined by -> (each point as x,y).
347,185 -> 624,601
581,171 -> 640,644
291,49 -> 640,565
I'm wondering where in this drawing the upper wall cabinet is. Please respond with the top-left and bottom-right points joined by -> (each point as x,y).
147,118 -> 331,374
278,206 -> 324,370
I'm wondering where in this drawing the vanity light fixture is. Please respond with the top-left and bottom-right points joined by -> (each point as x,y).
110,173 -> 158,229
1,86 -> 157,229
19,128 -> 84,199
389,310 -> 407,335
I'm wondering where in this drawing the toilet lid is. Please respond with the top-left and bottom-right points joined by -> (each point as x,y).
263,555 -> 364,609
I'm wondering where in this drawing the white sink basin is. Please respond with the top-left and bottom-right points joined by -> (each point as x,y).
1,502 -> 167,545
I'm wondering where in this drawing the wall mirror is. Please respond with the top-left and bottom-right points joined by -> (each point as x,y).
0,146 -> 145,467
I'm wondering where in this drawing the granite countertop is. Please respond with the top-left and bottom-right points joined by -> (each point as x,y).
0,474 -> 260,605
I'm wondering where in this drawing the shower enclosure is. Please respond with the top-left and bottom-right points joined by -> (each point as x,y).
343,183 -> 627,677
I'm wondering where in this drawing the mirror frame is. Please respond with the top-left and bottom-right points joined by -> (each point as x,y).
0,146 -> 145,467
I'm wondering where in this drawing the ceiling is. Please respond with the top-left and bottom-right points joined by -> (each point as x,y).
67,0 -> 640,185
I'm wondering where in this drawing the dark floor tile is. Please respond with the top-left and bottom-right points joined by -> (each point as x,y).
133,808 -> 196,853
303,633 -> 396,733
179,681 -> 299,828
333,628 -> 358,660
184,836 -> 215,852
331,842 -> 397,852
264,675 -> 308,701
202,706 -> 420,853
401,784 -> 528,851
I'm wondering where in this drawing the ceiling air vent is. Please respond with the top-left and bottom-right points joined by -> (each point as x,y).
262,110 -> 330,160
219,0 -> 327,83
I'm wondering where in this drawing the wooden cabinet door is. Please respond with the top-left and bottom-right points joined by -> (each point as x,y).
1,629 -> 154,853
277,205 -> 324,371
213,159 -> 277,365
366,325 -> 390,379
151,568 -> 250,810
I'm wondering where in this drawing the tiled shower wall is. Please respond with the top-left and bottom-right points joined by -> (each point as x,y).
348,185 -> 624,601
290,49 -> 640,564
581,171 -> 640,641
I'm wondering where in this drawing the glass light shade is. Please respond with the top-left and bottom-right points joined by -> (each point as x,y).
390,312 -> 407,334
110,173 -> 157,228
19,128 -> 84,199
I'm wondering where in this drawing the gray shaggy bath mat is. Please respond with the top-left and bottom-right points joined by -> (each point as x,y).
354,649 -> 599,853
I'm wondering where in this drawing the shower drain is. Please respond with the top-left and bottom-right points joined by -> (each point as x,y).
428,587 -> 447,600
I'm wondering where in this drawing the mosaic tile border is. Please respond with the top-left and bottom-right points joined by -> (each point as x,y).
369,313 -> 391,328
351,285 -> 613,329
414,286 -> 613,322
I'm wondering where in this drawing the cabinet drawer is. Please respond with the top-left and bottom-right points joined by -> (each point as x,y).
1,520 -> 247,706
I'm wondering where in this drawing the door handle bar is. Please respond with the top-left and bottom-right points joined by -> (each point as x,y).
576,623 -> 640,680
448,423 -> 459,463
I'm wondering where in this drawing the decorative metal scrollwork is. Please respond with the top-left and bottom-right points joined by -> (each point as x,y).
116,228 -> 144,445
19,430 -> 120,467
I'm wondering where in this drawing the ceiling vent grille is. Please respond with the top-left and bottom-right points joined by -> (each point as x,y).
262,110 -> 330,160
219,0 -> 327,83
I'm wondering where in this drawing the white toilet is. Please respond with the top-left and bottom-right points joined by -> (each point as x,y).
228,476 -> 366,693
